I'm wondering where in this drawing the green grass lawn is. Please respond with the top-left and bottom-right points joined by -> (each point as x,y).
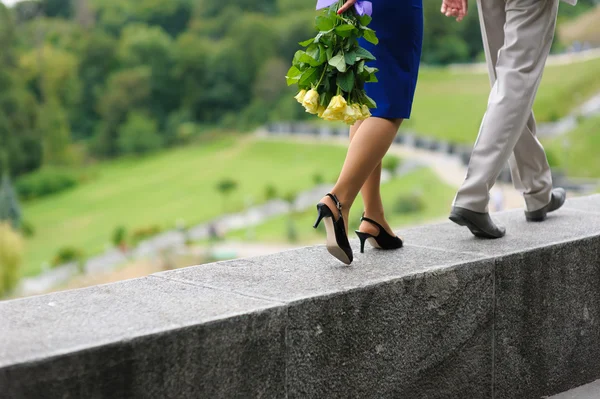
545,116 -> 600,178
226,167 -> 456,244
407,58 -> 600,143
22,137 -> 378,276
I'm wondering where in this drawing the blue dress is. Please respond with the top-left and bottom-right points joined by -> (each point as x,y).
359,0 -> 423,119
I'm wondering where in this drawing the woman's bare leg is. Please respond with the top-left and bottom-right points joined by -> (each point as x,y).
320,117 -> 402,233
348,121 -> 401,237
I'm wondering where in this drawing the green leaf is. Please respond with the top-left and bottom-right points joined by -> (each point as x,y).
335,24 -> 355,33
316,15 -> 335,31
305,45 -> 320,63
344,50 -> 357,65
292,50 -> 305,66
318,44 -> 328,64
366,73 -> 378,83
319,32 -> 334,47
323,73 -> 332,92
344,38 -> 353,51
363,94 -> 377,108
337,71 -> 355,93
326,46 -> 334,60
357,60 -> 365,74
299,44 -> 325,67
335,24 -> 356,37
299,66 -> 322,86
359,14 -> 372,26
299,38 -> 315,47
299,52 -> 317,65
328,54 -> 347,73
363,29 -> 379,45
285,66 -> 302,86
355,47 -> 376,61
364,66 -> 378,75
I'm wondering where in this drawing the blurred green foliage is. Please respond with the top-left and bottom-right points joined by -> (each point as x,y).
0,0 -> 596,180
15,168 -> 78,200
0,222 -> 23,296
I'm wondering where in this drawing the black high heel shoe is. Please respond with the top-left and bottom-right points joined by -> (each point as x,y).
313,193 -> 353,265
355,215 -> 403,254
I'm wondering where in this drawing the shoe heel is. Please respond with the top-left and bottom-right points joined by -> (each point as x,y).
355,231 -> 373,254
449,214 -> 467,227
313,204 -> 330,229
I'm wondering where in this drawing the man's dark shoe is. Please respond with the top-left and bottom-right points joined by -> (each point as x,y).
524,188 -> 566,222
449,207 -> 506,239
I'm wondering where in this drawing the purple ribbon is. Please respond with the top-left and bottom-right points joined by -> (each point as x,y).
316,0 -> 373,16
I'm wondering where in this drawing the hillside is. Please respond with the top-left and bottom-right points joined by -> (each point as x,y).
546,116 -> 600,179
21,137 -> 452,276
559,6 -> 600,47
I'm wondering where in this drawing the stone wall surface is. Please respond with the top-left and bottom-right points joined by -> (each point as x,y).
1,195 -> 599,398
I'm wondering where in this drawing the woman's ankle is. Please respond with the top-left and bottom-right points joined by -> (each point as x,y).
363,209 -> 385,221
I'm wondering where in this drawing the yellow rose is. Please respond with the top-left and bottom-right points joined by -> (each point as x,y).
328,95 -> 347,113
352,104 -> 364,121
294,90 -> 307,104
318,95 -> 347,121
360,104 -> 372,120
302,89 -> 320,114
321,107 -> 344,122
343,105 -> 358,125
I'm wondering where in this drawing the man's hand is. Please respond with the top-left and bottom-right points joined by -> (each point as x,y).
441,0 -> 468,22
338,0 -> 358,14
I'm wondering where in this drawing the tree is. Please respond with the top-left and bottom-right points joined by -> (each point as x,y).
73,0 -> 95,29
422,1 -> 480,65
0,84 -> 43,178
94,67 -> 152,157
276,0 -> 314,13
42,0 -> 72,18
18,43 -> 80,166
38,99 -> 72,165
94,0 -> 191,37
117,111 -> 163,155
117,23 -> 179,128
71,31 -> 118,140
19,44 -> 82,111
178,38 -> 252,123
216,179 -> 238,212
133,0 -> 191,37
227,14 -> 277,77
193,0 -> 277,18
0,4 -> 43,178
165,108 -> 196,145
0,222 -> 24,297
253,57 -> 288,104
0,171 -> 22,229
172,33 -> 213,119
112,225 -> 127,251
273,10 -> 316,61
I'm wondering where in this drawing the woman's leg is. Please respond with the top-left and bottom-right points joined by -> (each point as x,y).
346,121 -> 401,236
320,117 -> 402,232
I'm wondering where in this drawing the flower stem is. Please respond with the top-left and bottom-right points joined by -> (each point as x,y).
316,66 -> 328,89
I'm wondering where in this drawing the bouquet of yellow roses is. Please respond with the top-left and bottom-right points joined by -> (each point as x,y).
286,0 -> 379,125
